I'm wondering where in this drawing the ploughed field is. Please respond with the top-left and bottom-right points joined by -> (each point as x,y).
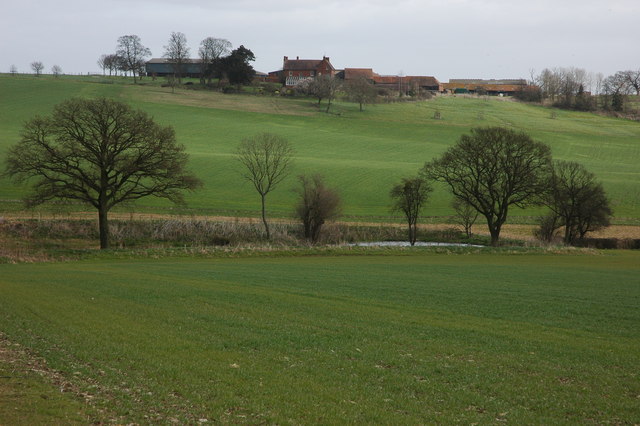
1,75 -> 639,221
1,251 -> 639,423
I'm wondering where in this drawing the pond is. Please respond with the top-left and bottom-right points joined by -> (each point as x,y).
349,241 -> 484,247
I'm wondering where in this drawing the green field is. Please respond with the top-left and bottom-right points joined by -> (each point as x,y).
1,75 -> 639,221
0,250 -> 638,423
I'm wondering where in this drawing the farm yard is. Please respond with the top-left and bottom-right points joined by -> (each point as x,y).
1,74 -> 640,423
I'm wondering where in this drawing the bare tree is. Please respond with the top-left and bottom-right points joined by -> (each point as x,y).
295,174 -> 341,243
237,133 -> 294,239
544,160 -> 612,244
51,65 -> 62,77
424,127 -> 552,246
452,198 -> 478,238
97,54 -> 108,75
345,77 -> 377,111
4,98 -> 202,249
390,176 -> 432,246
199,37 -> 231,84
9,64 -> 18,75
31,61 -> 44,76
304,75 -> 341,112
116,35 -> 151,83
164,31 -> 190,84
621,69 -> 640,95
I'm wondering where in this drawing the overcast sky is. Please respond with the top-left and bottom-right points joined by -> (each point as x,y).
1,0 -> 638,82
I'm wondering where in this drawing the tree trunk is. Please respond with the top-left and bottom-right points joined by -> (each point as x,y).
261,193 -> 270,239
98,204 -> 110,249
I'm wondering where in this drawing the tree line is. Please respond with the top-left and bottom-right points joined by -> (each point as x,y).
97,33 -> 255,87
3,98 -> 612,249
517,67 -> 640,114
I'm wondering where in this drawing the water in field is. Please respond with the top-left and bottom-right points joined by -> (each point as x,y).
350,241 -> 484,247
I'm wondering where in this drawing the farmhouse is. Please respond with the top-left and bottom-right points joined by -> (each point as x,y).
269,56 -> 336,86
442,79 -> 528,95
145,58 -> 203,78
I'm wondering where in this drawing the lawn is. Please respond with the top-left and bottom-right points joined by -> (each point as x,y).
1,75 -> 639,221
0,250 -> 638,423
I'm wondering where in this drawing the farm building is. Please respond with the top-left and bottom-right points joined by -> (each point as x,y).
269,56 -> 336,86
145,58 -> 203,78
338,68 -> 441,93
442,79 -> 528,95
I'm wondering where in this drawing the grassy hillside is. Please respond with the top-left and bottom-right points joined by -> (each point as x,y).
0,251 -> 638,423
1,75 -> 639,221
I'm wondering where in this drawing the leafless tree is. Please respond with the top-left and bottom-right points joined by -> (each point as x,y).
621,70 -> 640,95
4,98 -> 202,249
164,31 -> 190,84
295,174 -> 341,243
304,75 -> 341,112
452,198 -> 478,238
345,77 -> 377,111
116,35 -> 151,83
390,176 -> 432,246
31,61 -> 44,76
544,160 -> 612,244
97,54 -> 108,75
51,65 -> 62,77
424,127 -> 552,246
199,37 -> 231,84
237,133 -> 294,239
9,64 -> 17,75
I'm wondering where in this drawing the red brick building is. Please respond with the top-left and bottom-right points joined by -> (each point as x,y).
269,56 -> 336,86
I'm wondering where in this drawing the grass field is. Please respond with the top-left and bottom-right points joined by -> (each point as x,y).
1,74 -> 639,222
0,249 -> 639,423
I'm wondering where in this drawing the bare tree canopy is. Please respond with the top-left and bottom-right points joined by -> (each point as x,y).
301,75 -> 341,112
545,160 -> 612,244
116,34 -> 151,83
424,127 -> 552,246
164,31 -> 190,83
295,174 -> 341,243
5,98 -> 202,249
9,64 -> 18,75
51,65 -> 62,77
199,37 -> 231,84
237,133 -> 293,239
30,61 -> 44,76
345,77 -> 377,111
390,176 -> 432,246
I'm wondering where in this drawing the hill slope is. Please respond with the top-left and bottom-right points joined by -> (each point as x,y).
1,75 -> 639,221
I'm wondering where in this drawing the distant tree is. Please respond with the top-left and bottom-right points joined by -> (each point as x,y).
51,65 -> 62,77
452,198 -> 479,238
199,37 -> 232,85
390,176 -> 432,246
31,61 -> 44,76
621,69 -> 640,95
295,174 -> 341,243
306,75 -> 341,113
116,35 -> 151,83
345,77 -> 377,111
97,54 -> 108,75
163,31 -> 190,84
237,133 -> 293,239
101,54 -> 120,76
4,98 -> 202,249
9,64 -> 18,75
544,160 -> 612,244
424,127 -> 552,246
221,45 -> 256,87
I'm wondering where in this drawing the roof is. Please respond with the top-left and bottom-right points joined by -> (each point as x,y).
147,58 -> 203,64
283,56 -> 335,71
344,68 -> 375,80
448,79 -> 527,85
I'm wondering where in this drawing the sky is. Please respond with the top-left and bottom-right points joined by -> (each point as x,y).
1,0 -> 639,82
